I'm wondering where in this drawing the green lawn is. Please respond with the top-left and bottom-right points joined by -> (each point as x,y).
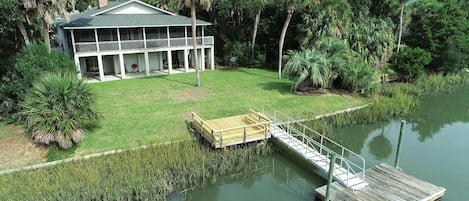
0,122 -> 22,140
12,68 -> 365,158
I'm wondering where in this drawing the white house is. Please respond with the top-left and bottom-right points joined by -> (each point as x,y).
55,0 -> 214,82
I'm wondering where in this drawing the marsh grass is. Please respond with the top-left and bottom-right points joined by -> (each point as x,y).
0,141 -> 272,200
304,73 -> 469,135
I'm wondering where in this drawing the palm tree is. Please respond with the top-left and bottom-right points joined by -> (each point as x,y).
397,0 -> 408,52
20,72 -> 99,149
278,2 -> 297,79
282,49 -> 330,92
21,0 -> 74,51
250,0 -> 265,59
183,0 -> 213,87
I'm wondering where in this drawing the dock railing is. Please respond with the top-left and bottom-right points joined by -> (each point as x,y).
258,104 -> 366,184
191,112 -> 271,148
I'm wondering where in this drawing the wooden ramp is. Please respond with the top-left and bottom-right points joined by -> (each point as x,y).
315,163 -> 446,201
192,109 -> 272,148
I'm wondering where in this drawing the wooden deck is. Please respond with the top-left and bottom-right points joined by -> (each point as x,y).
192,110 -> 272,148
315,163 -> 446,201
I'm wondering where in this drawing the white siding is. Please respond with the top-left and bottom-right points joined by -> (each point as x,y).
106,2 -> 163,14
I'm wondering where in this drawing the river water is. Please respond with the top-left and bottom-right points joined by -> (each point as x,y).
172,85 -> 468,201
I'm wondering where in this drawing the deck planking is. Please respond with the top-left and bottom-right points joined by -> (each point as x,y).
192,111 -> 272,148
315,163 -> 446,201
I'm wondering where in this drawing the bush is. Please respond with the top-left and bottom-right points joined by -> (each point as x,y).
338,61 -> 376,93
222,41 -> 265,68
20,72 -> 99,149
0,45 -> 77,121
391,47 -> 431,81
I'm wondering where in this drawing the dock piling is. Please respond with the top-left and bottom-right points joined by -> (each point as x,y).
325,153 -> 336,201
394,120 -> 406,169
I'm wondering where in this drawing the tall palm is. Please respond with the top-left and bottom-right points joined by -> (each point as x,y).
183,0 -> 213,87
20,72 -> 99,149
278,2 -> 296,79
22,0 -> 73,51
278,0 -> 317,79
250,0 -> 265,59
397,0 -> 408,52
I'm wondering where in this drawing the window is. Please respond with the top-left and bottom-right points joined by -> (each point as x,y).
146,27 -> 167,39
187,26 -> 202,37
119,28 -> 143,40
74,30 -> 95,42
98,29 -> 118,41
170,27 -> 185,38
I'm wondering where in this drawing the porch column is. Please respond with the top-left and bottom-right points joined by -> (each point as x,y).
143,27 -> 147,49
201,48 -> 206,71
144,52 -> 150,76
167,27 -> 170,47
184,26 -> 188,46
70,30 -> 77,54
113,55 -> 120,76
210,47 -> 215,70
94,28 -> 100,52
74,55 -> 81,78
167,50 -> 172,74
119,53 -> 126,79
97,55 -> 104,81
184,49 -> 189,72
158,52 -> 164,70
117,28 -> 121,50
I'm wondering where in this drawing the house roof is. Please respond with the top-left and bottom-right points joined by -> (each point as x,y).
57,0 -> 211,29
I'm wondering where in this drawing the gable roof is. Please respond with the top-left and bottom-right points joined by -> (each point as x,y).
57,0 -> 211,29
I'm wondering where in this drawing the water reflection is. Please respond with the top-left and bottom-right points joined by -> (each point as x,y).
367,126 -> 392,160
169,153 -> 324,201
410,85 -> 469,141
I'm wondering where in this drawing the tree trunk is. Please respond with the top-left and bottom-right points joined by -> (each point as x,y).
397,2 -> 404,52
42,19 -> 51,52
278,4 -> 295,80
191,2 -> 200,87
17,21 -> 30,45
251,9 -> 261,60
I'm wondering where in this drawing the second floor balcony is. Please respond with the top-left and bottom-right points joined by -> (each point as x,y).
71,27 -> 214,53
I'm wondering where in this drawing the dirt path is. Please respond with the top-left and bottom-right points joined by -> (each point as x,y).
0,134 -> 47,170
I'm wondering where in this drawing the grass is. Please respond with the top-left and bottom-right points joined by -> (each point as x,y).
48,68 -> 363,158
0,122 -> 22,140
0,141 -> 272,200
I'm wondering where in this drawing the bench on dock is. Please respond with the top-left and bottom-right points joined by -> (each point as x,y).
191,110 -> 273,148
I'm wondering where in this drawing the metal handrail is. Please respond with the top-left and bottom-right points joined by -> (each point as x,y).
260,104 -> 366,182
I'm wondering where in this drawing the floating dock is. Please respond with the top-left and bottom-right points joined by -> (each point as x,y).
192,109 -> 272,148
315,163 -> 446,201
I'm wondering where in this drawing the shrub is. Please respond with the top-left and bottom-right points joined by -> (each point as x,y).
0,45 -> 77,121
391,47 -> 431,81
20,72 -> 99,149
338,61 -> 376,93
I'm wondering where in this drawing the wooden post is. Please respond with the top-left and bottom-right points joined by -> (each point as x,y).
243,127 -> 247,143
394,120 -> 406,169
325,153 -> 336,201
220,131 -> 223,148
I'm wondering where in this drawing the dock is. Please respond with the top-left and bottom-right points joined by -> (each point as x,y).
315,163 -> 446,201
191,109 -> 272,148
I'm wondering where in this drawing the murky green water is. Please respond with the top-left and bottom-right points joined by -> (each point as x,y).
172,85 -> 468,201
168,153 -> 325,201
335,84 -> 469,201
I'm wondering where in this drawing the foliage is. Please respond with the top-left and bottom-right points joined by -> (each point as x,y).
339,60 -> 376,93
222,41 -> 265,68
298,0 -> 352,47
20,72 -> 99,149
391,47 -> 431,81
307,73 -> 469,131
0,141 -> 272,200
346,18 -> 395,68
0,0 -> 25,58
282,49 -> 330,91
405,0 -> 469,72
0,45 -> 76,122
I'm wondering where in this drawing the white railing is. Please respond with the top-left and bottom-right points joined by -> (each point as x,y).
259,104 -> 366,183
74,36 -> 214,53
